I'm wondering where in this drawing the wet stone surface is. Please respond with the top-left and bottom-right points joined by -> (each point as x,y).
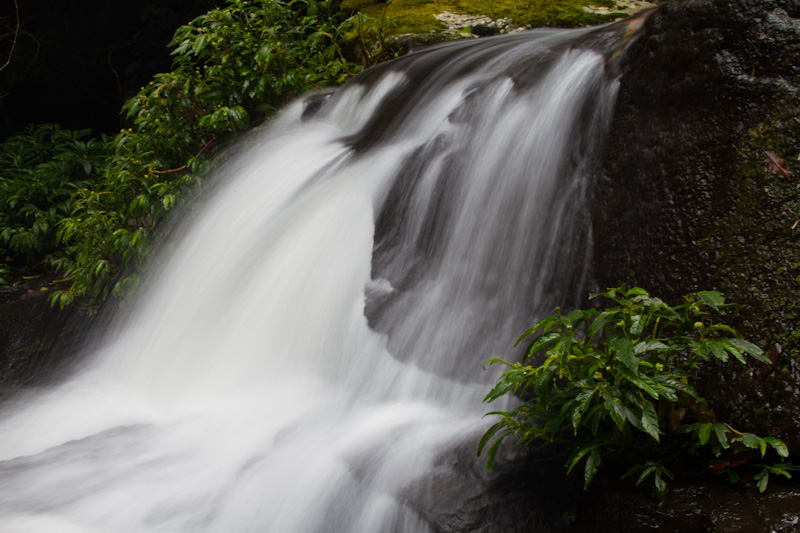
0,277 -> 91,399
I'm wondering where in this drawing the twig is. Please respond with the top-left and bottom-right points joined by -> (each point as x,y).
151,137 -> 218,174
0,0 -> 20,72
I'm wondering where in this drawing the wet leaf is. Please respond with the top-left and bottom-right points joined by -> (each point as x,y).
764,150 -> 792,179
584,448 -> 601,490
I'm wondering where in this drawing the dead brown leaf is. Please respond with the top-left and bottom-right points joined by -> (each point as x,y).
764,150 -> 792,179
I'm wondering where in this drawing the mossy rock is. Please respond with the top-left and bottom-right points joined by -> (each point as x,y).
340,0 -> 626,36
592,0 -> 800,453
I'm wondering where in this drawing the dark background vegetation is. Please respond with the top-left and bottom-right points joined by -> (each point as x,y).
0,0 -> 221,141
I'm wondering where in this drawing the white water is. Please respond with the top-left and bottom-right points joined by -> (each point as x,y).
0,28 -> 627,532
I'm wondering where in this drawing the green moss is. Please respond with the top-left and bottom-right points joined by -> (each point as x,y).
700,86 -> 800,446
340,0 -> 625,36
702,107 -> 800,358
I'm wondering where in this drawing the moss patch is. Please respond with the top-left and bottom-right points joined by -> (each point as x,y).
700,87 -> 800,448
703,106 -> 800,357
340,0 -> 626,36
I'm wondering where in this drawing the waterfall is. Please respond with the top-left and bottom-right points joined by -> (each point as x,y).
0,20 -> 642,532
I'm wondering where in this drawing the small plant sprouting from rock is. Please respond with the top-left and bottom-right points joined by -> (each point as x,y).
479,286 -> 795,505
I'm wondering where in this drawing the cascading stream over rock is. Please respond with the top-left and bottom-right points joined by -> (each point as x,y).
0,16 -> 648,533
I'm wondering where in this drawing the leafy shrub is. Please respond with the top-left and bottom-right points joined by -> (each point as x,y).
479,286 -> 793,505
48,0 -> 375,308
0,124 -> 107,284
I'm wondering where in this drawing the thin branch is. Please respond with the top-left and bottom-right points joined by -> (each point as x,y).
151,137 -> 218,174
0,0 -> 20,72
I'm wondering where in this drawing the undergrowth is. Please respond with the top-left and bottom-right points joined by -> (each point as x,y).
480,286 -> 795,506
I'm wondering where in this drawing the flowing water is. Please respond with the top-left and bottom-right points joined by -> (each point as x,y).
0,21 -> 643,532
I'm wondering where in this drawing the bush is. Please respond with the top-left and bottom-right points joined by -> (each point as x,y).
46,0 -> 375,308
0,124 -> 107,284
479,286 -> 794,505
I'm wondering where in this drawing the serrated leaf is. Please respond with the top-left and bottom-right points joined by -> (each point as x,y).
772,467 -> 792,479
587,310 -> 616,337
584,448 -> 601,490
484,432 -> 508,473
734,432 -> 761,449
567,445 -> 595,476
713,423 -> 729,448
617,365 -> 660,400
629,314 -> 645,336
756,469 -> 769,493
571,388 -> 596,434
654,471 -> 668,506
726,338 -> 768,363
641,400 -> 660,442
603,393 -> 626,431
706,340 -> 729,362
477,420 -> 506,457
719,339 -> 746,364
633,340 -> 669,355
764,437 -> 789,458
635,465 -> 656,486
612,337 -> 637,372
696,291 -> 725,311
697,423 -> 712,445
521,332 -> 561,359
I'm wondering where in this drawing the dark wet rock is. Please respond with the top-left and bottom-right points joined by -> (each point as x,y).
385,32 -> 470,57
0,277 -> 92,399
566,470 -> 800,533
419,0 -> 800,530
404,439 -> 579,533
592,0 -> 800,452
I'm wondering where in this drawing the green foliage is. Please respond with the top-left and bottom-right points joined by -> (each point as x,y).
0,124 -> 107,284
479,286 -> 790,506
46,0 -> 375,308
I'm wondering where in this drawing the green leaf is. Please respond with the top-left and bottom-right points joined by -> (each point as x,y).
764,437 -> 789,458
696,291 -> 724,311
640,400 -> 660,442
522,331 -> 562,361
635,465 -> 656,486
660,379 -> 700,399
567,445 -> 596,476
584,447 -> 601,490
755,468 -> 769,493
735,432 -> 762,449
654,471 -> 668,506
612,337 -> 637,372
602,388 -> 626,431
697,423 -> 712,445
477,419 -> 507,457
515,315 -> 560,346
726,338 -> 768,363
616,365 -> 660,400
485,433 -> 507,473
633,340 -> 669,355
587,310 -> 616,337
629,314 -> 645,336
571,388 -> 596,434
712,423 -> 729,448
768,466 -> 791,479
705,340 -> 729,362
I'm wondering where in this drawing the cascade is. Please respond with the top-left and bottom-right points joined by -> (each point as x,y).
0,19 -> 645,532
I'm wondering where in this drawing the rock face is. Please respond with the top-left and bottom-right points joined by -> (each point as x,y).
592,0 -> 800,450
577,0 -> 800,529
0,278 -> 91,399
